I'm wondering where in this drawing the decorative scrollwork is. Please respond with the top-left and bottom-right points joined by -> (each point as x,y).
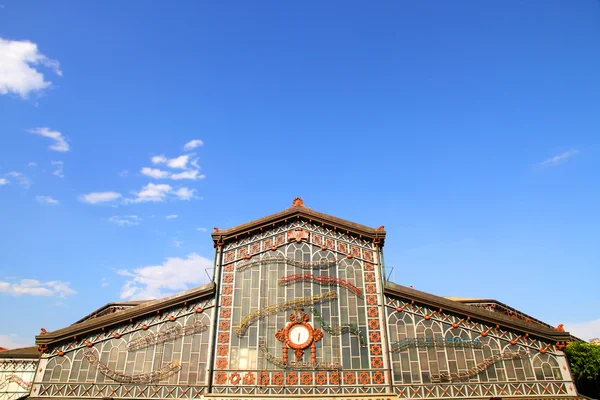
309,306 -> 367,347
430,349 -> 529,383
236,254 -> 337,272
234,291 -> 338,337
258,340 -> 341,370
390,336 -> 482,353
127,320 -> 208,352
83,350 -> 181,384
279,274 -> 363,298
0,374 -> 32,390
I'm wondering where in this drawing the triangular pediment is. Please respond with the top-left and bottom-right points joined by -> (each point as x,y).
211,197 -> 386,247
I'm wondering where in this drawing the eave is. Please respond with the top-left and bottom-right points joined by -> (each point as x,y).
385,282 -> 571,343
36,282 -> 216,346
0,346 -> 40,359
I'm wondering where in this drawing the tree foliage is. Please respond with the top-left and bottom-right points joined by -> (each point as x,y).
564,341 -> 600,381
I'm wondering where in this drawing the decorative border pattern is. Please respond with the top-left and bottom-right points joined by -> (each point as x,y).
209,373 -> 389,394
35,383 -> 206,399
393,381 -> 573,398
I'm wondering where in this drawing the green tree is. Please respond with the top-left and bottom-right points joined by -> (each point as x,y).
564,342 -> 600,397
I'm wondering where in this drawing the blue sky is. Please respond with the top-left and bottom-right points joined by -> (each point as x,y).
1,1 -> 599,347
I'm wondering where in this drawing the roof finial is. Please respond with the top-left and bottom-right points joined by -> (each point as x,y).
291,197 -> 306,208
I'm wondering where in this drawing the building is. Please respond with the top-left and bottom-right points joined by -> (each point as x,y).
0,199 -> 582,400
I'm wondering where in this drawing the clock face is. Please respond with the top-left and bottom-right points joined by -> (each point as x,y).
288,324 -> 311,346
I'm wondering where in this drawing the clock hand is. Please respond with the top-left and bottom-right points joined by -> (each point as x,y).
297,332 -> 301,342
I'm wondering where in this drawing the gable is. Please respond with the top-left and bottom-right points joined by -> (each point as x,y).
211,197 -> 386,248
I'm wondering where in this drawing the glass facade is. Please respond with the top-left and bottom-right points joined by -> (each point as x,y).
2,204 -> 578,400
213,221 -> 386,395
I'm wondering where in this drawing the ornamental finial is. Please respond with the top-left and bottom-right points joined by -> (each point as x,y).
291,197 -> 306,208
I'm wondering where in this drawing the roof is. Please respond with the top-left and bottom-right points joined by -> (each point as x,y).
211,197 -> 386,246
0,346 -> 40,359
36,282 -> 215,346
386,281 -> 571,343
445,296 -> 488,302
72,300 -> 150,325
445,296 -> 555,329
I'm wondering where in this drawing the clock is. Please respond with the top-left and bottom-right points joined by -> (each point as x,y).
289,324 -> 311,347
276,312 -> 323,362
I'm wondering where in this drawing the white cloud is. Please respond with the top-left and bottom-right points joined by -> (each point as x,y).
101,278 -> 110,288
128,183 -> 172,203
5,171 -> 31,188
141,167 -> 170,179
0,333 -> 32,349
172,239 -> 183,248
140,167 -> 204,181
539,150 -> 579,167
79,191 -> 122,204
0,38 -> 62,98
27,162 -> 36,167
143,151 -> 204,181
197,227 -> 208,232
0,279 -> 75,298
36,195 -> 59,205
118,170 -> 129,178
117,253 -> 212,300
109,215 -> 141,226
183,139 -> 203,151
126,183 -> 195,203
51,160 -> 64,178
152,154 -> 192,169
565,319 -> 600,342
171,170 -> 205,180
27,127 -> 69,152
174,187 -> 195,200
151,155 -> 167,164
165,214 -> 178,219
0,178 -> 7,185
